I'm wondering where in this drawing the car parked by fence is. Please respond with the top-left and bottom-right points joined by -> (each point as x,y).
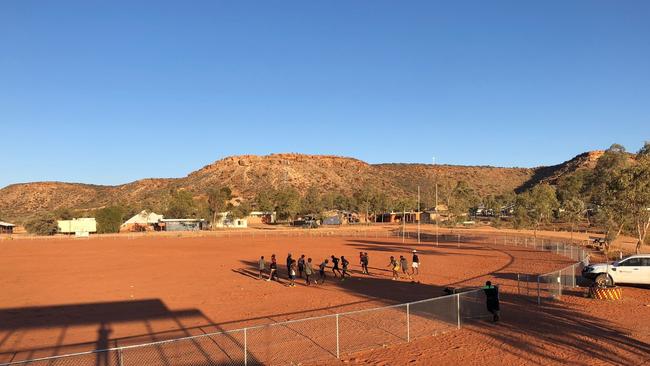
582,254 -> 650,286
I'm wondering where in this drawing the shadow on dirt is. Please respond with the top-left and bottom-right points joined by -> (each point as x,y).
3,234 -> 648,366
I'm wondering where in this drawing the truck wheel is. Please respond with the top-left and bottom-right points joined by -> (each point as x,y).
595,274 -> 613,287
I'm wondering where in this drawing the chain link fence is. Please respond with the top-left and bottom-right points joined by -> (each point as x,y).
1,289 -> 492,366
498,236 -> 589,304
2,233 -> 589,365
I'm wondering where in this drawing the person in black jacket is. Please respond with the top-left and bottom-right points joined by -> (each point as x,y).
286,253 -> 293,279
297,254 -> 306,278
482,281 -> 500,322
331,255 -> 342,277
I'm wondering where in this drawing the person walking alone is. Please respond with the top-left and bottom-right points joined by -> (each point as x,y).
482,281 -> 500,322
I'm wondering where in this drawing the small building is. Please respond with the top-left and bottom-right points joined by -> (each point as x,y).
0,221 -> 15,234
57,218 -> 97,234
160,218 -> 206,231
120,211 -> 164,232
374,211 -> 419,223
213,212 -> 248,228
247,211 -> 276,225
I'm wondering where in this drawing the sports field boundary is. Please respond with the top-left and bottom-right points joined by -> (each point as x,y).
0,234 -> 588,366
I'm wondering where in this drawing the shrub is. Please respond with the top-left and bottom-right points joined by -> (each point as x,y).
25,215 -> 58,236
95,206 -> 126,234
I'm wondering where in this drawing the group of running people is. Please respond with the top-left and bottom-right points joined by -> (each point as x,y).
257,250 -> 421,287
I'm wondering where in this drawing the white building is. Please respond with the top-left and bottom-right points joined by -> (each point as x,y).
212,212 -> 248,228
57,218 -> 97,234
120,210 -> 164,232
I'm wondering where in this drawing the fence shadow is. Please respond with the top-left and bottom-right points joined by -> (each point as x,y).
464,291 -> 650,365
0,299 -> 260,365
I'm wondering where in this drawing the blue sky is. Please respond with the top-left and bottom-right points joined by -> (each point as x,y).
1,1 -> 649,188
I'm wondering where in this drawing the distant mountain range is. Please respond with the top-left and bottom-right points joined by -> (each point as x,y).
0,151 -> 604,224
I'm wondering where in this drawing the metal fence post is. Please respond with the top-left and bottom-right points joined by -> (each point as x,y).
244,328 -> 248,366
558,270 -> 562,298
406,303 -> 410,342
456,293 -> 461,329
572,264 -> 576,288
118,348 -> 124,366
336,314 -> 340,358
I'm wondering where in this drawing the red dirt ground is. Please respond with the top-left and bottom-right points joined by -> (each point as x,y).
0,229 -> 648,365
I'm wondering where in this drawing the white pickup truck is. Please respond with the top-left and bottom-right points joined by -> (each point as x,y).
582,255 -> 650,286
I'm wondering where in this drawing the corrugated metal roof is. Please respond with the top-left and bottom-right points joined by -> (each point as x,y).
122,211 -> 164,225
160,219 -> 205,222
0,221 -> 15,227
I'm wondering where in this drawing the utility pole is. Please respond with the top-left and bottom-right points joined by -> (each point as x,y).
433,157 -> 439,247
402,207 -> 406,243
417,185 -> 421,244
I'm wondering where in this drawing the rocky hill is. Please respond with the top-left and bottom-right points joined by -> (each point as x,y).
0,152 -> 599,223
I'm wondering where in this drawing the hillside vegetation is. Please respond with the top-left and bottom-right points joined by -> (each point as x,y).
0,152 -> 597,224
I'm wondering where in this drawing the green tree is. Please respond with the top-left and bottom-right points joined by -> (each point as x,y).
527,183 -> 560,237
556,171 -> 587,242
95,206 -> 127,233
301,187 -> 323,215
616,143 -> 650,253
513,193 -> 532,229
230,201 -> 253,219
207,186 -> 233,225
275,187 -> 301,221
586,144 -> 631,249
255,189 -> 276,212
448,181 -> 477,223
25,215 -> 58,236
354,187 -> 375,222
164,190 -> 197,218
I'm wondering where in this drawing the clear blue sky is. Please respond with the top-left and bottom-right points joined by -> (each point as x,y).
1,1 -> 649,188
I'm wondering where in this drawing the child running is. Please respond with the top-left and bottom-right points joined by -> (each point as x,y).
411,250 -> 420,276
305,258 -> 314,285
341,256 -> 351,280
319,259 -> 329,284
298,254 -> 306,278
267,254 -> 278,282
388,256 -> 399,280
331,255 -> 342,277
362,252 -> 369,274
288,259 -> 297,287
399,255 -> 411,279
258,255 -> 266,279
